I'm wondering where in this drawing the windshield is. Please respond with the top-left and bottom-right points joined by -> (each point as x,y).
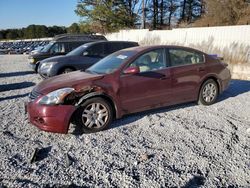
41,42 -> 54,53
66,44 -> 89,56
35,46 -> 43,51
86,50 -> 136,74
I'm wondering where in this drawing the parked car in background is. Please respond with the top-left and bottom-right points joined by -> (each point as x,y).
28,34 -> 107,72
38,41 -> 139,78
29,46 -> 44,55
0,40 -> 49,54
26,45 -> 231,134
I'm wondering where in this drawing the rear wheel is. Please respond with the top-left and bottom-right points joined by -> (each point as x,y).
198,79 -> 218,105
75,97 -> 113,133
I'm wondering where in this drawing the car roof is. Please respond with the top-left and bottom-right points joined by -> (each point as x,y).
52,34 -> 107,42
119,45 -> 205,54
84,40 -> 138,45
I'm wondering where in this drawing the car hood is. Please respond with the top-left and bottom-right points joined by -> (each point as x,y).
40,55 -> 66,63
40,55 -> 80,63
34,71 -> 104,94
29,51 -> 48,58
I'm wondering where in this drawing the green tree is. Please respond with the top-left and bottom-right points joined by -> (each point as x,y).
6,30 -> 19,39
35,25 -> 48,38
0,25 -> 68,40
67,23 -> 80,33
24,25 -> 37,38
75,0 -> 138,33
79,22 -> 93,34
48,26 -> 67,37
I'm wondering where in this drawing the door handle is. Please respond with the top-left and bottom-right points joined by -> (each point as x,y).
160,76 -> 170,80
198,67 -> 205,72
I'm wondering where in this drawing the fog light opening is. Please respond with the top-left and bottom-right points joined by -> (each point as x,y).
35,117 -> 45,124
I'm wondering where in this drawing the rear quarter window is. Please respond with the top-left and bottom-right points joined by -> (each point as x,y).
85,43 -> 105,57
107,43 -> 122,54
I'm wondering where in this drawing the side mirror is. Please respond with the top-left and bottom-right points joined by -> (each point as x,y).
83,51 -> 89,56
123,66 -> 140,74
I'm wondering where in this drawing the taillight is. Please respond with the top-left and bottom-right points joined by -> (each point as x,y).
221,62 -> 228,67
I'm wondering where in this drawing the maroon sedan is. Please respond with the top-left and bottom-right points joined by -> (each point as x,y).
26,46 -> 231,134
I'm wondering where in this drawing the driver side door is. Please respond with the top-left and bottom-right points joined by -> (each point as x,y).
119,48 -> 172,113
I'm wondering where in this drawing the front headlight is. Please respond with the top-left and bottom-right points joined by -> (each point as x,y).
38,88 -> 75,105
29,58 -> 35,63
40,62 -> 54,71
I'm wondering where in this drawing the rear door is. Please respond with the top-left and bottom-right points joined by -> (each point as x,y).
167,48 -> 206,103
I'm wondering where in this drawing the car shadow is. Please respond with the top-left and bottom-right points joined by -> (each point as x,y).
0,82 -> 35,92
181,175 -> 206,188
30,146 -> 52,163
0,93 -> 29,102
0,71 -> 35,78
110,79 -> 250,130
218,79 -> 250,101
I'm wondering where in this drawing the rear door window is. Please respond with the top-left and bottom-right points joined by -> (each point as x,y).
84,43 -> 105,58
107,42 -> 122,54
168,49 -> 204,67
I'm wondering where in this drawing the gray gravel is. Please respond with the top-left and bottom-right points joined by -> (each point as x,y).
0,55 -> 250,187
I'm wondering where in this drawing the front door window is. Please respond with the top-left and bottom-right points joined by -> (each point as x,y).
129,49 -> 166,72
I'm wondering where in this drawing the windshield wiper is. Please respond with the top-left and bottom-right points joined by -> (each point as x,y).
82,69 -> 89,73
83,69 -> 103,75
83,69 -> 95,74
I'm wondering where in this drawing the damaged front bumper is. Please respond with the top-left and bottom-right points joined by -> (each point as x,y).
26,101 -> 76,134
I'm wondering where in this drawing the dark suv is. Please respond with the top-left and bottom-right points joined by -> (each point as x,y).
38,41 -> 139,78
28,34 -> 106,72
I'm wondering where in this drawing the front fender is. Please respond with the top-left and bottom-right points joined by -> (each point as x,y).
75,91 -> 120,119
76,91 -> 104,106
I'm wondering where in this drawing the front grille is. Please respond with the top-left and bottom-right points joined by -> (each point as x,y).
29,89 -> 40,101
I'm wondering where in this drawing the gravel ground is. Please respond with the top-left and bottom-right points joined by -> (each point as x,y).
0,55 -> 250,187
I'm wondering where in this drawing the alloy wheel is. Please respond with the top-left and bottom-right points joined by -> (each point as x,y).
81,102 -> 109,128
202,83 -> 217,103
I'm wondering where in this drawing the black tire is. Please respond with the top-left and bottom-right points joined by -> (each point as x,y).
198,79 -> 219,105
74,97 -> 113,133
35,62 -> 40,73
60,67 -> 74,74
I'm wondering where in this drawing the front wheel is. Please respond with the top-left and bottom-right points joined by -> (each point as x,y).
198,79 -> 219,105
60,67 -> 74,74
35,62 -> 40,73
75,97 -> 113,133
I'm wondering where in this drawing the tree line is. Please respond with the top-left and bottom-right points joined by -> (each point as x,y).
75,0 -> 250,33
1,0 -> 250,39
0,23 -> 83,40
